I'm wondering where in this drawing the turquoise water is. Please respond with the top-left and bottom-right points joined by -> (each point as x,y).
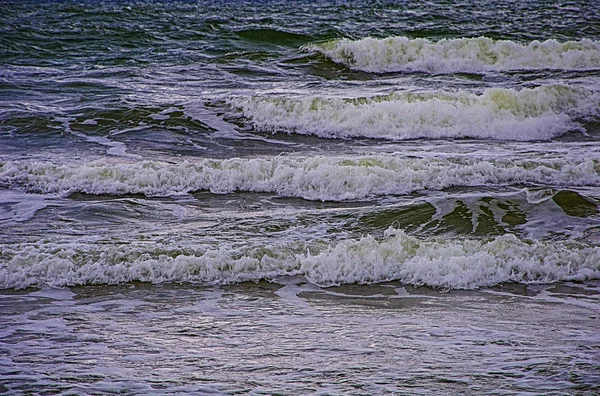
1,0 -> 600,393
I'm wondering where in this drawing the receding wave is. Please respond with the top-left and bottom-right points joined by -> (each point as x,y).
2,154 -> 599,201
2,229 -> 599,290
230,85 -> 599,140
305,36 -> 600,73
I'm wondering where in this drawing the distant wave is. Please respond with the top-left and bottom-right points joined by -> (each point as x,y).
2,153 -> 599,201
2,229 -> 599,290
305,36 -> 600,73
230,85 -> 600,141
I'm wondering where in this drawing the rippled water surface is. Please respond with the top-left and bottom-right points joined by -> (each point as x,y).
1,0 -> 600,393
2,281 -> 600,394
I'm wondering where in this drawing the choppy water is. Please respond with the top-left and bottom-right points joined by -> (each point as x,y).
1,0 -> 600,394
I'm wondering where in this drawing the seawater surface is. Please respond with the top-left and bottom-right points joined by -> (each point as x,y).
1,0 -> 600,394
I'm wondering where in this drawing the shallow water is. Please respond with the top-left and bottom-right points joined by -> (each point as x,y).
1,281 -> 599,394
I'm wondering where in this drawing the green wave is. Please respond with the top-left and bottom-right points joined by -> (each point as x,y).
353,190 -> 598,239
235,28 -> 313,46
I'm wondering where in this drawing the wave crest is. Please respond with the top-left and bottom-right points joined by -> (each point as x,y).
230,85 -> 599,140
306,36 -> 600,73
2,230 -> 599,290
2,154 -> 599,200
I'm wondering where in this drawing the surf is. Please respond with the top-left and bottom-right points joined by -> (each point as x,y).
2,153 -> 600,200
229,85 -> 600,141
305,36 -> 600,73
2,228 -> 599,290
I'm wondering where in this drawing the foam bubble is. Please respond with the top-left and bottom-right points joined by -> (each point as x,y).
1,229 -> 599,290
306,37 -> 600,73
229,85 -> 599,141
1,154 -> 599,201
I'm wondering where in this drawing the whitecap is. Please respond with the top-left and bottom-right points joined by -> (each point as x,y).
229,85 -> 600,141
1,229 -> 599,290
306,36 -> 600,74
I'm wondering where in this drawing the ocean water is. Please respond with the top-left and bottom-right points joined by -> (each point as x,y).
1,0 -> 600,394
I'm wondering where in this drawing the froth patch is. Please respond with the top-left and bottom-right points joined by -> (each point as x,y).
1,230 -> 599,289
302,229 -> 600,288
230,85 -> 599,140
1,154 -> 600,200
306,36 -> 600,73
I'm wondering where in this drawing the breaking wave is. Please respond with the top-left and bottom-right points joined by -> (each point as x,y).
1,154 -> 599,201
1,229 -> 599,290
306,36 -> 600,73
229,85 -> 599,141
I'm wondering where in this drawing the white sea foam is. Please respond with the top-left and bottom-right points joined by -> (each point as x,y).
229,85 -> 599,140
1,229 -> 599,290
1,154 -> 599,201
306,37 -> 600,73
